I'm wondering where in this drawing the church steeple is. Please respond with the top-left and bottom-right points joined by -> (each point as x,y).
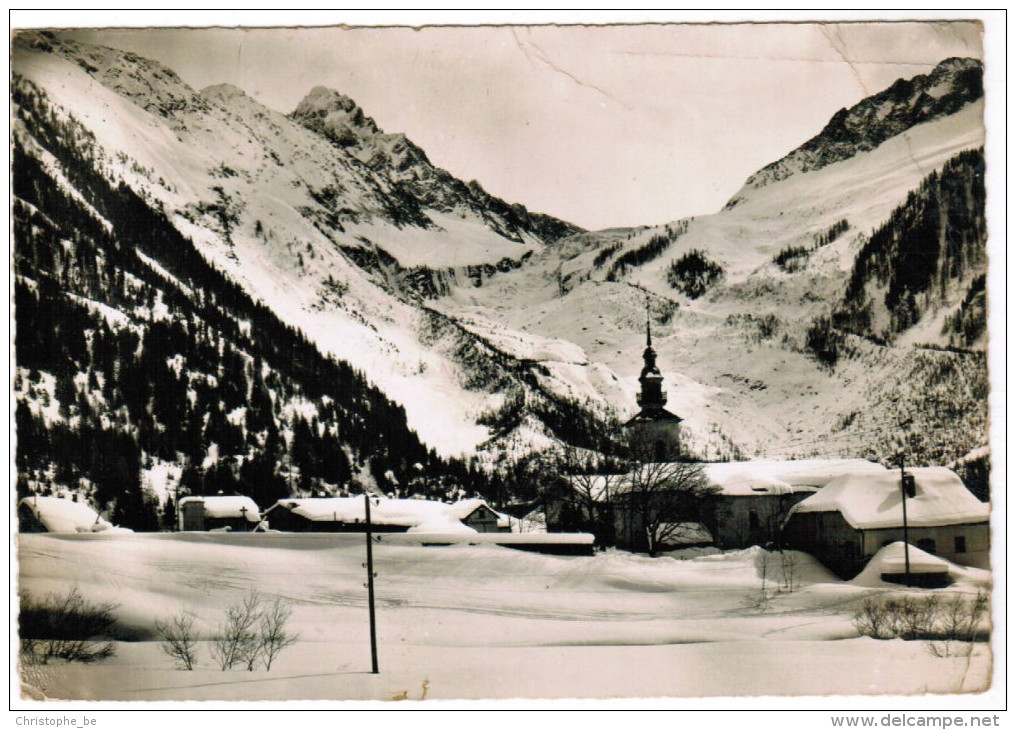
646,302 -> 652,348
626,298 -> 682,462
637,302 -> 667,411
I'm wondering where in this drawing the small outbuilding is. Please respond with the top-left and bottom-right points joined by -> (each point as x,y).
178,496 -> 261,532
18,495 -> 131,534
262,496 -> 510,534
783,467 -> 989,578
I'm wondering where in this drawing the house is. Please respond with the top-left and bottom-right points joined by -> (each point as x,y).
547,459 -> 889,552
704,459 -> 889,549
782,467 -> 989,578
263,496 -> 510,534
178,495 -> 261,532
444,499 -> 511,533
18,495 -> 131,534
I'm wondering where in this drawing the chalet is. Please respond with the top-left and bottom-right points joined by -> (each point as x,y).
445,500 -> 511,533
705,459 -> 888,549
18,495 -> 131,534
263,496 -> 510,534
782,467 -> 990,578
178,496 -> 261,532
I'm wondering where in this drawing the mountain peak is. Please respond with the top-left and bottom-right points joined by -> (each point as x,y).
291,85 -> 382,147
729,56 -> 983,203
290,86 -> 582,243
13,30 -> 197,117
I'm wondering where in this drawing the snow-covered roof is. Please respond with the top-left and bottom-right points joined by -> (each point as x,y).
18,496 -> 132,534
851,542 -> 953,586
703,459 -> 887,496
569,459 -> 886,500
269,496 -> 509,534
179,496 -> 261,521
788,467 -> 988,530
442,498 -> 509,526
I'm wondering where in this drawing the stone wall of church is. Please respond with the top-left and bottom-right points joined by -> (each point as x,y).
626,420 -> 682,461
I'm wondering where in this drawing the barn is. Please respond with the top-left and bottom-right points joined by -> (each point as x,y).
263,496 -> 510,534
17,495 -> 131,534
177,496 -> 261,532
782,467 -> 990,578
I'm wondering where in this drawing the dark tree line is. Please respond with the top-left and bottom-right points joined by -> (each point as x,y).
605,221 -> 688,281
835,148 -> 986,340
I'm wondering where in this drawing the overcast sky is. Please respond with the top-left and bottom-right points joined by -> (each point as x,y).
55,19 -> 984,231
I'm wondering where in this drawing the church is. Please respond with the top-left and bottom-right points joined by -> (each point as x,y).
624,310 -> 684,461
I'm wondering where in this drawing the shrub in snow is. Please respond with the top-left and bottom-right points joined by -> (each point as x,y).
928,592 -> 990,658
19,586 -> 118,665
210,590 -> 298,671
155,612 -> 199,670
853,590 -> 989,653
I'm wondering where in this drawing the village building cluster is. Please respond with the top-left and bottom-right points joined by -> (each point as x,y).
17,315 -> 990,580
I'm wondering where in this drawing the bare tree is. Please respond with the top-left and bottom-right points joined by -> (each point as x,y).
211,590 -> 262,671
257,597 -> 298,670
780,550 -> 799,593
560,468 -> 623,547
616,437 -> 719,557
743,550 -> 772,612
155,612 -> 199,670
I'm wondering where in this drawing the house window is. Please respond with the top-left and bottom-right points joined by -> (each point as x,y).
916,538 -> 936,554
954,536 -> 967,554
748,509 -> 760,531
654,440 -> 667,461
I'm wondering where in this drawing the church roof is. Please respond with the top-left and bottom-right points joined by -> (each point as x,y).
625,408 -> 683,425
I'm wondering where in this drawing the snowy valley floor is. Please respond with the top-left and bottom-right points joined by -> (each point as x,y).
15,534 -> 992,701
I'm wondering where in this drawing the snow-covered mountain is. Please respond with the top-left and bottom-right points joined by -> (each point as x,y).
12,30 -> 601,464
12,32 -> 990,515
732,57 -> 983,197
290,86 -> 579,245
429,58 -> 987,471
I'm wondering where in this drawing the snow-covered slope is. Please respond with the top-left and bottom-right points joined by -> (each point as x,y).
432,62 -> 987,464
12,31 -> 988,472
11,32 -> 588,457
18,534 -> 992,699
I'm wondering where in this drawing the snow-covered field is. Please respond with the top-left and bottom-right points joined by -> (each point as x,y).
16,534 -> 992,702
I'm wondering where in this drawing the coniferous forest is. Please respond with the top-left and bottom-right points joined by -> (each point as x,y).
835,148 -> 986,342
12,77 -> 493,529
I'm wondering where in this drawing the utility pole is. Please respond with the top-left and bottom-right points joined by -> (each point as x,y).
895,416 -> 914,588
899,453 -> 911,587
364,493 -> 379,674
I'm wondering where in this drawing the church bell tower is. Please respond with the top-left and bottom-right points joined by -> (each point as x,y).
625,302 -> 683,461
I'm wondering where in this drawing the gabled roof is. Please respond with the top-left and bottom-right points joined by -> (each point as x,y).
788,467 -> 988,530
268,496 -> 509,533
18,496 -> 131,534
179,496 -> 261,521
567,459 -> 886,500
703,459 -> 887,497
